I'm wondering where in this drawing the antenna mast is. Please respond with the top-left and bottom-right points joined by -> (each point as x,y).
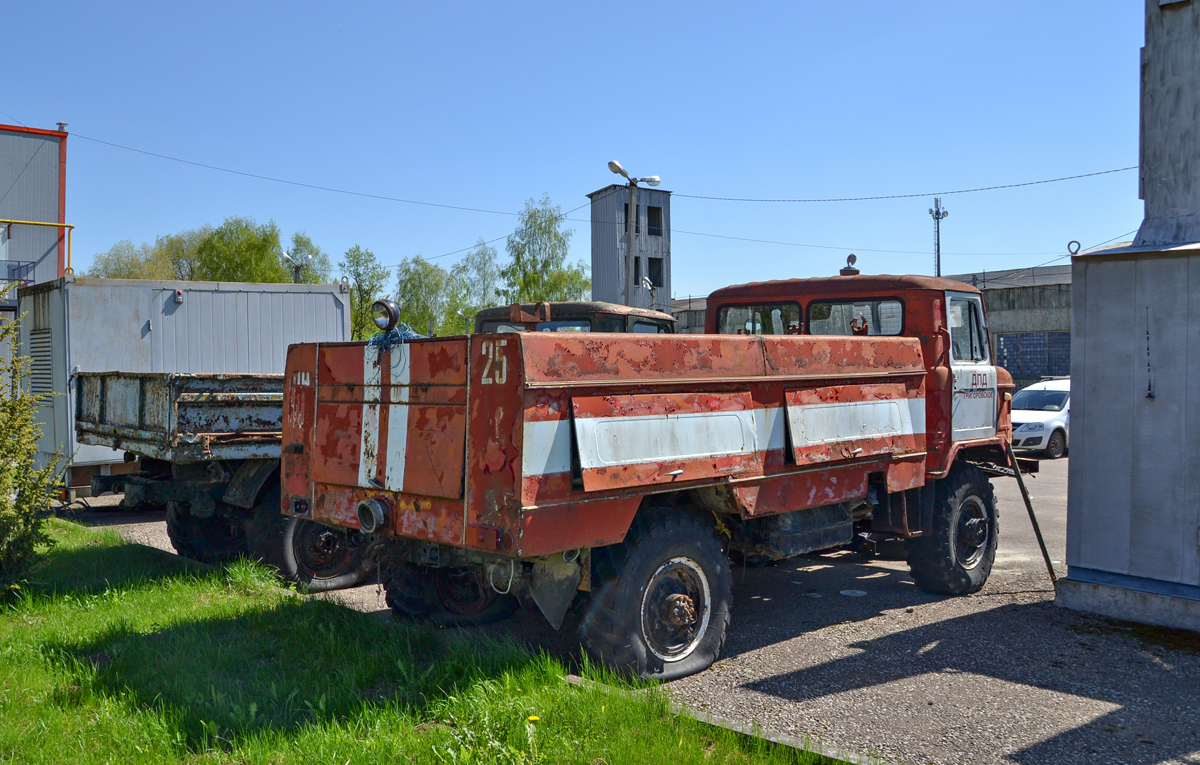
929,197 -> 949,277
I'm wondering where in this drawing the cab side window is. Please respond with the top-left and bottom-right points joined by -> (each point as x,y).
949,298 -> 989,362
807,299 -> 903,336
716,303 -> 802,335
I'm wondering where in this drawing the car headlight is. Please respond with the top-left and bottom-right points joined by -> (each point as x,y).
1021,423 -> 1044,432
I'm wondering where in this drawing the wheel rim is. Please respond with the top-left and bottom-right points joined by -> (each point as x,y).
955,497 -> 990,569
1049,432 -> 1064,457
433,567 -> 497,616
640,557 -> 711,663
292,520 -> 357,580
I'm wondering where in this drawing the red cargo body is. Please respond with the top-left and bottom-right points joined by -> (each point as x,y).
282,332 -> 928,557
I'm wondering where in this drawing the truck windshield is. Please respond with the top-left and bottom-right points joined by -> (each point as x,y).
717,303 -> 802,335
480,319 -> 593,333
1011,389 -> 1069,412
808,300 -> 903,336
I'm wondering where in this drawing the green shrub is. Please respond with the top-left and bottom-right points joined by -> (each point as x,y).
0,297 -> 60,590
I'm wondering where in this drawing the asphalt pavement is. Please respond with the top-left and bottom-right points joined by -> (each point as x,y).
72,458 -> 1200,765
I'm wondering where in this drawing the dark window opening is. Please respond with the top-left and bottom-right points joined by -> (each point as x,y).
648,257 -> 663,287
647,206 -> 664,236
633,257 -> 642,285
622,204 -> 640,234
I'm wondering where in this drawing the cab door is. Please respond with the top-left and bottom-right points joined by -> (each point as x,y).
946,291 -> 997,441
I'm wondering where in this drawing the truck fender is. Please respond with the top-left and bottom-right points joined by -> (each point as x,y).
223,459 -> 280,509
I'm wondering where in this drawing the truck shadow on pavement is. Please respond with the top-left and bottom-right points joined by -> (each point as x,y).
473,550 -> 1197,764
731,571 -> 1200,765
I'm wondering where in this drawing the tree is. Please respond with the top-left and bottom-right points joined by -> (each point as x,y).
500,194 -> 590,303
394,241 -> 502,336
84,240 -> 174,279
339,245 -> 390,340
193,217 -> 288,283
0,300 -> 59,590
395,255 -> 451,336
157,226 -> 212,281
288,232 -> 334,284
449,239 -> 502,320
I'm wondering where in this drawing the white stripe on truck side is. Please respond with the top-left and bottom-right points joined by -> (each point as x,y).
574,408 -> 759,470
519,399 -> 923,478
384,344 -> 411,492
786,397 -> 925,447
358,351 -> 382,488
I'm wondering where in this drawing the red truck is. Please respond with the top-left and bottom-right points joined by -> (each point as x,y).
281,269 -> 1018,679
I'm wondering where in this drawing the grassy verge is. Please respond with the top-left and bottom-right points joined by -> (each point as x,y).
0,519 -> 830,764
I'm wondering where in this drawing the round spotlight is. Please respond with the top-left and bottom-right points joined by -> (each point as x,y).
357,498 -> 388,533
371,299 -> 401,332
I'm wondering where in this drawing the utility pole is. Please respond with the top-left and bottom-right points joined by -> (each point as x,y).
625,181 -> 638,306
929,197 -> 949,277
608,161 -> 661,307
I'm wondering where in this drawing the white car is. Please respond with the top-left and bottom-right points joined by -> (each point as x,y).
1010,378 -> 1070,459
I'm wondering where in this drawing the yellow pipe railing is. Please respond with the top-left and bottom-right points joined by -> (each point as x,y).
1,218 -> 76,275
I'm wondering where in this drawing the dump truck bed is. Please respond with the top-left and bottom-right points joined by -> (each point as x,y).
74,372 -> 284,462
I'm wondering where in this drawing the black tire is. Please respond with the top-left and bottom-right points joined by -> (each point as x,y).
1043,430 -> 1067,460
431,567 -> 519,627
381,560 -> 518,627
907,464 -> 998,595
580,508 -> 732,681
244,490 -> 373,593
165,501 -> 248,564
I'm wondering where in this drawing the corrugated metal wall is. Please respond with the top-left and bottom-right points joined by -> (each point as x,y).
1067,249 -> 1200,590
141,283 -> 349,373
0,128 -> 62,288
589,184 -> 672,313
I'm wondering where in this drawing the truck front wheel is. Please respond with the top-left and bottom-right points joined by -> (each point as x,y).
581,509 -> 732,680
165,502 -> 248,563
907,464 -> 998,595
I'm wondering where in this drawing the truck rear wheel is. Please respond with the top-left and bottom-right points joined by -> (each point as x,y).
244,491 -> 373,592
381,561 -> 517,627
907,464 -> 998,595
581,509 -> 732,680
165,501 -> 248,564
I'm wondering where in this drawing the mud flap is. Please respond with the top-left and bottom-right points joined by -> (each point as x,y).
223,459 -> 279,509
529,554 -> 581,630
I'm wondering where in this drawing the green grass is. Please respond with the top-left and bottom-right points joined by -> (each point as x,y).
0,519 -> 830,764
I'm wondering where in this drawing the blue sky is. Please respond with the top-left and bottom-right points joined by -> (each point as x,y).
5,1 -> 1143,298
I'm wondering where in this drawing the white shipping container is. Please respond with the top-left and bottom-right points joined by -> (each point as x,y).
17,276 -> 351,486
